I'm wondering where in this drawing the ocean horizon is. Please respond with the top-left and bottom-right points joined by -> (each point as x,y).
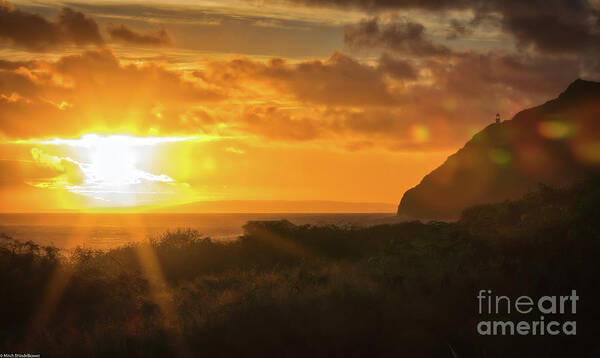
0,212 -> 401,249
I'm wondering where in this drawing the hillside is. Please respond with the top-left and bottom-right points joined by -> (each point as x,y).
397,79 -> 600,219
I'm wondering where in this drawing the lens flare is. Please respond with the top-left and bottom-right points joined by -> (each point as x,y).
411,124 -> 430,143
537,120 -> 574,140
490,148 -> 511,165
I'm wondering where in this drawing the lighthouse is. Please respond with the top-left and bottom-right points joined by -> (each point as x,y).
495,113 -> 500,123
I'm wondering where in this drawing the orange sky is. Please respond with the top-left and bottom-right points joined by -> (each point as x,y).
0,0 -> 598,212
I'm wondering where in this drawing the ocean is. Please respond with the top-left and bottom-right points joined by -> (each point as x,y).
0,213 -> 401,249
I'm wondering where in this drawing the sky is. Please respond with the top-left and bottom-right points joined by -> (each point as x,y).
0,0 -> 599,212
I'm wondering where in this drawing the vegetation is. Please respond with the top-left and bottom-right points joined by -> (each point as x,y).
1,178 -> 600,357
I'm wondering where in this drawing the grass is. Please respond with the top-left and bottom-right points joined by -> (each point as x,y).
1,178 -> 600,357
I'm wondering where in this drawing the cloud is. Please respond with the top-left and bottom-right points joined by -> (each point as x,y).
0,46 -> 586,152
377,53 -> 417,80
30,147 -> 85,186
239,105 -> 322,141
0,59 -> 35,71
0,148 -> 85,190
0,49 -> 223,138
230,50 -> 580,150
344,140 -> 373,152
108,24 -> 173,47
0,159 -> 63,188
279,0 -> 463,11
445,19 -> 473,40
425,51 -> 581,98
58,7 -> 104,46
344,17 -> 451,56
0,1 -> 103,50
497,0 -> 600,55
288,0 -> 600,56
199,51 -> 404,106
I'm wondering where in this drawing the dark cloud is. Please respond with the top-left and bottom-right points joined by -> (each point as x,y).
293,0 -> 600,56
445,19 -> 473,40
0,1 -> 103,50
268,52 -> 398,105
58,7 -> 103,45
426,51 -> 581,97
284,0 -> 470,11
344,17 -> 451,56
497,0 -> 600,54
0,59 -> 35,70
199,51 -> 400,106
377,54 -> 417,80
108,24 -> 173,47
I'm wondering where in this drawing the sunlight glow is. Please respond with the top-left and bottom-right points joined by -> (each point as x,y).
17,134 -> 206,207
24,134 -> 196,147
82,137 -> 172,187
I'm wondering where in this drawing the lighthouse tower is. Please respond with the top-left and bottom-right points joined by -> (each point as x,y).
495,113 -> 500,123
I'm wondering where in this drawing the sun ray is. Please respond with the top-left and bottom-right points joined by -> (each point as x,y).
125,214 -> 191,356
26,214 -> 96,342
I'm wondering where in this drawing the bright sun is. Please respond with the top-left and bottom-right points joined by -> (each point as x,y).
72,134 -> 187,189
88,137 -> 139,186
21,134 -> 197,207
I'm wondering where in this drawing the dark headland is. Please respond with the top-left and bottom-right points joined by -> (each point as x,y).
398,79 -> 600,219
